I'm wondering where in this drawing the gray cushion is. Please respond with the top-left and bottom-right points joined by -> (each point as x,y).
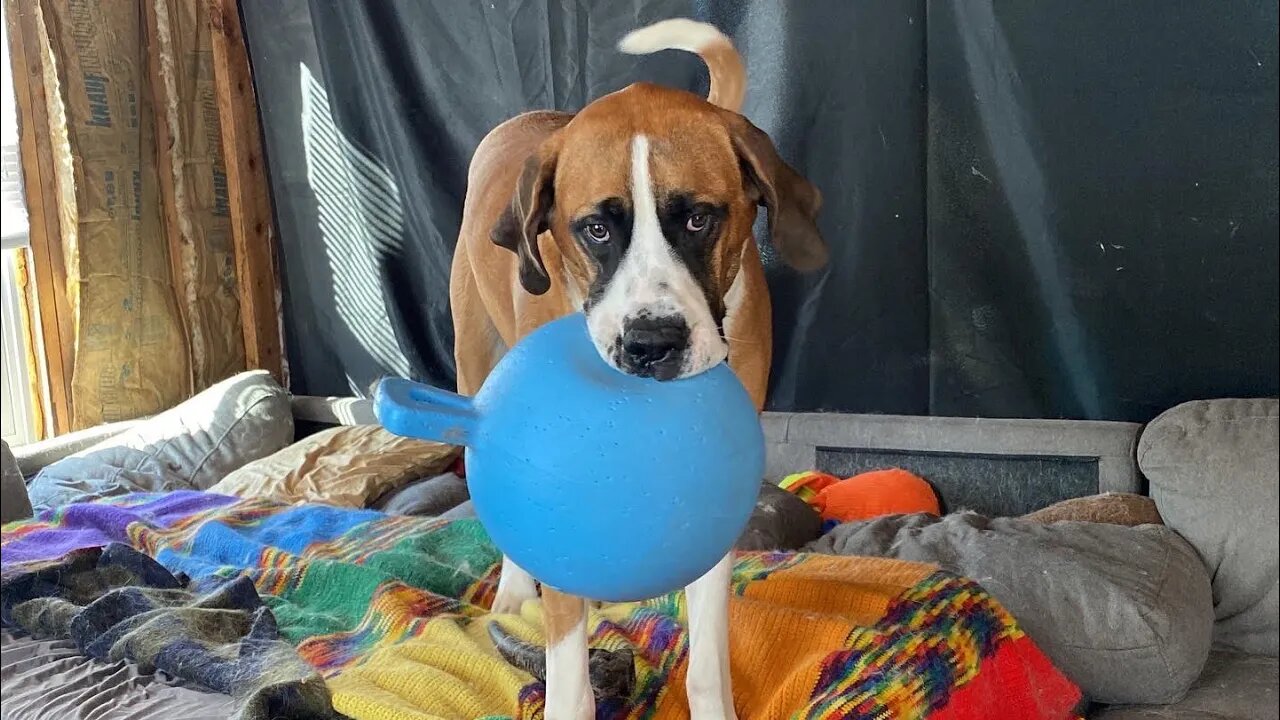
10,419 -> 144,477
439,499 -> 477,520
1139,398 -> 1279,656
1091,650 -> 1278,720
1,440 -> 33,524
808,512 -> 1213,705
26,371 -> 293,509
374,472 -> 470,515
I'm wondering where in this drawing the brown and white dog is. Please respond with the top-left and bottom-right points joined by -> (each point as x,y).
450,18 -> 826,719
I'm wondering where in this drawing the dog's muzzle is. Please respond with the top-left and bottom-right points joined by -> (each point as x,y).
618,315 -> 689,380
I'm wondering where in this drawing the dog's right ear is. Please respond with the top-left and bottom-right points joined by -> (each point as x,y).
491,143 -> 560,296
720,111 -> 827,272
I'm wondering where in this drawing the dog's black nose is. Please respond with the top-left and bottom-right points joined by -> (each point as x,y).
620,317 -> 689,380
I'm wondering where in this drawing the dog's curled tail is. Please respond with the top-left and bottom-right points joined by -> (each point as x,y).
618,19 -> 745,113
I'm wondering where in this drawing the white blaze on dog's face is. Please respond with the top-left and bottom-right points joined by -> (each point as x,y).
578,135 -> 727,380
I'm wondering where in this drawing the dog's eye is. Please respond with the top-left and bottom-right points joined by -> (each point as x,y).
686,213 -> 709,233
585,223 -> 610,243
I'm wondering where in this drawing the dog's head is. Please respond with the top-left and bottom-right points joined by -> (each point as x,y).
492,21 -> 825,380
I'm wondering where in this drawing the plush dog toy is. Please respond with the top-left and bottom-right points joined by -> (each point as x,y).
780,468 -> 941,529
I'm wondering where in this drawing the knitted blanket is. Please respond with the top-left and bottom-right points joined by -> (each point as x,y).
2,492 -> 1082,719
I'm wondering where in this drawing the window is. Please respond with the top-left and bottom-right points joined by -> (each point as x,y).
2,3 -> 39,446
1,1 -> 26,248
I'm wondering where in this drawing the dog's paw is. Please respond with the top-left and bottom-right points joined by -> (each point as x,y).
688,682 -> 737,720
543,690 -> 595,720
689,704 -> 738,720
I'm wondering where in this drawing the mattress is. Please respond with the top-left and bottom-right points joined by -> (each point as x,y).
1,630 -> 234,720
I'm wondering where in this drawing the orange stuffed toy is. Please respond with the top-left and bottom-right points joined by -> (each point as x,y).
780,468 -> 941,528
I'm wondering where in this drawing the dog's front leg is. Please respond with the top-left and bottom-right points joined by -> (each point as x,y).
686,553 -> 736,719
493,556 -> 539,614
542,587 -> 594,720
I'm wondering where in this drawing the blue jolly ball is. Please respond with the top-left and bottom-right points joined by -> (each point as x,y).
375,313 -> 763,602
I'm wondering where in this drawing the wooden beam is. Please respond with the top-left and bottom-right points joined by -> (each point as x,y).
141,0 -> 196,397
207,0 -> 283,382
4,0 -> 73,435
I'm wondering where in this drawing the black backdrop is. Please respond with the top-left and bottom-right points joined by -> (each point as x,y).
241,0 -> 1279,422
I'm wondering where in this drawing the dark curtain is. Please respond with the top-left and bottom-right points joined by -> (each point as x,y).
241,0 -> 1278,422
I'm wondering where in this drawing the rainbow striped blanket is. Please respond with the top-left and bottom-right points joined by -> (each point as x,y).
1,491 -> 1081,719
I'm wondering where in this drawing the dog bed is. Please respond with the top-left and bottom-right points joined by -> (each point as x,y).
2,491 -> 1081,719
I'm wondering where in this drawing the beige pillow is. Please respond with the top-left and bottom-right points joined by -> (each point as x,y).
209,425 -> 459,508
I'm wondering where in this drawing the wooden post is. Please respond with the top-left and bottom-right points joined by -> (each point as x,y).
141,0 -> 197,398
207,0 -> 283,382
4,0 -> 73,435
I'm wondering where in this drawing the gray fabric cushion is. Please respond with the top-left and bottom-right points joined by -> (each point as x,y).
26,371 -> 293,509
1,440 -> 33,524
734,481 -> 823,551
439,499 -> 477,520
10,419 -> 144,477
808,512 -> 1214,705
1091,650 -> 1278,720
375,472 -> 470,515
1139,398 -> 1279,656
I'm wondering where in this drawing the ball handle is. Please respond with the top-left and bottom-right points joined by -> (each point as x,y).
375,377 -> 480,447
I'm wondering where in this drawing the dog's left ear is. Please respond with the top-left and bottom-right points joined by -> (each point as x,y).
722,113 -> 827,272
492,141 -> 561,296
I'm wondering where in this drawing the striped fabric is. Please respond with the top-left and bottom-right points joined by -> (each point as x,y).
2,492 -> 1081,719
